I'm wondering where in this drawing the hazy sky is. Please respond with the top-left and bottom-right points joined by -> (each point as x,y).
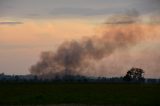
0,0 -> 159,19
0,0 -> 160,78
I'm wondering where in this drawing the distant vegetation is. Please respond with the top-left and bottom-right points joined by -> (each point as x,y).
0,68 -> 159,84
123,67 -> 145,82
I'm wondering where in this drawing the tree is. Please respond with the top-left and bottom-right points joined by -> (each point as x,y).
123,67 -> 145,82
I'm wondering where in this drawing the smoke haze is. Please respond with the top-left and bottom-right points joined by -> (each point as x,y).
30,22 -> 143,77
30,10 -> 160,78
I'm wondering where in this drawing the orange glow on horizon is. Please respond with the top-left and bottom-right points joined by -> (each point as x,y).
0,20 -> 96,48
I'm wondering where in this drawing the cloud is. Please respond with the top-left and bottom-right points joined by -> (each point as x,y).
0,21 -> 23,25
0,0 -> 142,19
49,7 -> 113,17
105,9 -> 140,24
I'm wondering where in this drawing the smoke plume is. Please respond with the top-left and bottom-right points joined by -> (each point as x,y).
30,9 -> 160,78
30,12 -> 145,77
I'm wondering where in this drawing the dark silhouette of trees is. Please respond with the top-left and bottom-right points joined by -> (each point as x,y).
123,67 -> 145,82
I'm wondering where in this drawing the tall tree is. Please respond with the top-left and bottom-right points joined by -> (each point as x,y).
123,67 -> 145,82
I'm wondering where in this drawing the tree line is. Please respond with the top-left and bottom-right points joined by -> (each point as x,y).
0,67 -> 159,83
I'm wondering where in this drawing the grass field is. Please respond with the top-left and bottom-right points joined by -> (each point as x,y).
0,83 -> 159,105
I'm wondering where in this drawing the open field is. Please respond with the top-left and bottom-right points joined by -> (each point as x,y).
0,83 -> 159,105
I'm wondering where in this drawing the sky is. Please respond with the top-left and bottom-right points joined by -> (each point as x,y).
0,0 -> 160,78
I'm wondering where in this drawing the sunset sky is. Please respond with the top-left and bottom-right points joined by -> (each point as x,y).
0,0 -> 160,78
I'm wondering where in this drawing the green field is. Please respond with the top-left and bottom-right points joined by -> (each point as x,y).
0,83 -> 159,105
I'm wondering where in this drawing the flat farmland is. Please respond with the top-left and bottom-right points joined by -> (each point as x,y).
0,83 -> 159,105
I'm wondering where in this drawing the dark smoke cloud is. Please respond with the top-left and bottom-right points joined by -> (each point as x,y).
30,16 -> 144,77
30,10 -> 160,78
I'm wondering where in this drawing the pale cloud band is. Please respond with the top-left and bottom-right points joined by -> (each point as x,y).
0,0 -> 160,19
0,21 -> 23,25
